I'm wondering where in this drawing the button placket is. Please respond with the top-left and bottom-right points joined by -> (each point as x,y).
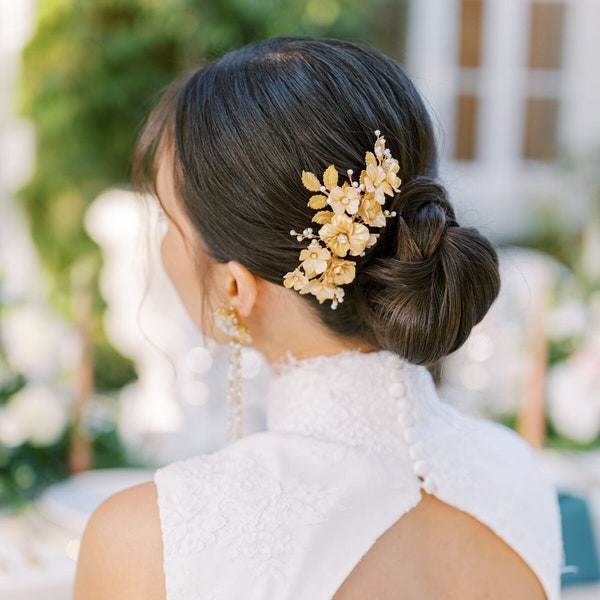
394,373 -> 435,492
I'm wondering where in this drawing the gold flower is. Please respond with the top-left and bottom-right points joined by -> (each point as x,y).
300,279 -> 337,303
328,183 -> 361,215
326,258 -> 356,286
299,240 -> 331,278
361,153 -> 399,204
283,268 -> 309,291
319,214 -> 371,257
357,193 -> 386,228
288,131 -> 401,308
384,159 -> 402,190
375,134 -> 402,188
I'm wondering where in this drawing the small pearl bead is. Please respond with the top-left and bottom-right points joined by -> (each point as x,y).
413,460 -> 429,477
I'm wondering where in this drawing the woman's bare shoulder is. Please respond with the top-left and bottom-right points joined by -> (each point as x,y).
73,480 -> 165,600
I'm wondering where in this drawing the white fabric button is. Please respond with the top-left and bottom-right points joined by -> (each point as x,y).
390,382 -> 406,396
397,413 -> 414,428
397,397 -> 411,412
413,460 -> 429,477
408,442 -> 426,461
403,428 -> 418,444
423,477 -> 438,494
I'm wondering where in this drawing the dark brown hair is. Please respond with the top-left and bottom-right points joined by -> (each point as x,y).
133,37 -> 500,366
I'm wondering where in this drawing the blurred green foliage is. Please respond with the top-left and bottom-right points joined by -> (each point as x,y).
19,0 -> 378,291
93,339 -> 137,391
0,365 -> 133,509
0,424 -> 134,509
0,429 -> 70,509
19,0 -> 405,390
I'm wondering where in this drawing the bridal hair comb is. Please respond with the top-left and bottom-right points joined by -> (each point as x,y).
284,131 -> 401,309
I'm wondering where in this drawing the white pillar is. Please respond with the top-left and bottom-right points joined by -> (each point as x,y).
406,0 -> 461,163
479,0 -> 531,168
561,0 -> 600,152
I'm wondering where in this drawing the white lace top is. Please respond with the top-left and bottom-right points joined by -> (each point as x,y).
154,350 -> 563,599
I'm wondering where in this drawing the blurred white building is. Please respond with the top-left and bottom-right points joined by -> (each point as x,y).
0,0 -> 35,196
0,0 -> 38,301
406,0 -> 600,239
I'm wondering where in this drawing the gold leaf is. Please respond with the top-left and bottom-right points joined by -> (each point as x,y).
323,165 -> 338,190
312,211 -> 333,225
302,171 -> 322,192
308,194 -> 328,209
364,151 -> 376,167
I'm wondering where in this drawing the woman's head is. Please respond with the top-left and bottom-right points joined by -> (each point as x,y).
134,36 -> 500,365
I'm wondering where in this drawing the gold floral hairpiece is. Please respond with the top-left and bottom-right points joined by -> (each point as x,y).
283,130 -> 401,309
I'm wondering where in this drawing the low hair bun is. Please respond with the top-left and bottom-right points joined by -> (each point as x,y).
387,176 -> 458,262
355,177 -> 500,366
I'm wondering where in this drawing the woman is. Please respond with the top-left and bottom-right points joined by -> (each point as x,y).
74,37 -> 562,599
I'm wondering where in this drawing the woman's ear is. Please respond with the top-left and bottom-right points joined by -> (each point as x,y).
225,261 -> 259,318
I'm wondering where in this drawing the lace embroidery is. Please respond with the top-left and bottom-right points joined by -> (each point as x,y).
268,351 -> 411,455
157,452 -> 346,583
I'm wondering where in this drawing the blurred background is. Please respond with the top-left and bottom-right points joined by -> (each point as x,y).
1,0 -> 599,598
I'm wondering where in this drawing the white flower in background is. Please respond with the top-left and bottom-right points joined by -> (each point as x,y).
547,346 -> 600,444
0,409 -> 27,447
4,384 -> 69,447
1,303 -> 79,379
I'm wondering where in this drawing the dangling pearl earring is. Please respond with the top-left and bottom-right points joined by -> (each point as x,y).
213,304 -> 252,441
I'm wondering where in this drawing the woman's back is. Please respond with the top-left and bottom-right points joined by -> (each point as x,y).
150,353 -> 561,599
335,491 -> 546,599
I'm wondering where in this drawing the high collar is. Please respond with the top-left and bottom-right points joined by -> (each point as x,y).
266,350 -> 438,455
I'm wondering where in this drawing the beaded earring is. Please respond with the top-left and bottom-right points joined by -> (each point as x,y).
213,304 -> 252,441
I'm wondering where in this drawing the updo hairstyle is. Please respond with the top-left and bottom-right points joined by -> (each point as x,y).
133,37 -> 500,366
